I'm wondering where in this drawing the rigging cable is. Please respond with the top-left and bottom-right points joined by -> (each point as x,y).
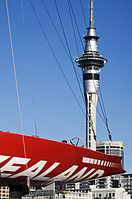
98,90 -> 112,141
99,86 -> 112,141
67,0 -> 84,89
41,0 -> 109,129
97,89 -> 108,123
67,0 -> 84,51
41,0 -> 82,85
91,120 -> 96,140
29,0 -> 110,139
54,0 -> 85,105
41,0 -> 70,59
99,87 -> 112,142
92,76 -> 112,141
21,0 -> 38,137
6,1 -> 34,198
91,99 -> 106,124
6,0 -> 27,161
67,0 -> 112,140
79,0 -> 87,29
67,0 -> 79,57
29,0 -> 85,116
99,86 -> 107,122
57,0 -> 109,133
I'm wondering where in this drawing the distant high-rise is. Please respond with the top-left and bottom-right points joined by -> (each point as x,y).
96,141 -> 124,168
76,0 -> 107,150
96,141 -> 124,190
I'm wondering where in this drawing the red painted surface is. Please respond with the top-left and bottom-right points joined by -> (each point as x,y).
0,132 -> 125,186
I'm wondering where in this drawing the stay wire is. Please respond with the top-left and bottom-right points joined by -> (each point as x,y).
89,77 -> 109,126
5,0 -> 27,162
52,1 -> 106,128
42,0 -> 111,139
99,86 -> 112,141
6,2 -> 34,197
90,94 -> 106,125
91,120 -> 96,140
41,0 -> 82,85
44,0 -> 107,131
89,94 -> 108,141
99,86 -> 107,122
67,0 -> 84,51
29,1 -> 111,140
21,0 -> 38,138
92,76 -> 112,141
41,0 -> 70,58
98,88 -> 112,141
79,0 -> 87,28
91,75 -> 107,122
67,0 -> 79,57
54,0 -> 85,106
98,91 -> 107,123
29,0 -> 85,116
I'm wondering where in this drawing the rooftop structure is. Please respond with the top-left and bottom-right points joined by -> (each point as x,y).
96,141 -> 124,168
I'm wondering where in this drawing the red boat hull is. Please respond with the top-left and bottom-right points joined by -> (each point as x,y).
0,132 -> 125,186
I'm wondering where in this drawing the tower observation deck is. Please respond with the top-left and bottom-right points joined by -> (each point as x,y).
76,0 -> 107,150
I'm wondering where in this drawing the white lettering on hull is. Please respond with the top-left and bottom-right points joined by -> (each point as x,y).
67,167 -> 87,182
0,155 -> 10,163
33,162 -> 60,181
87,169 -> 104,179
79,168 -> 95,181
10,160 -> 47,179
0,155 -> 114,183
49,165 -> 78,182
1,157 -> 30,178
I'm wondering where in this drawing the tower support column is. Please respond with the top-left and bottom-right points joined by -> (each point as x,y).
85,92 -> 97,150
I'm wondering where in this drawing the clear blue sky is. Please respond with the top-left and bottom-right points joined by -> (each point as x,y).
0,0 -> 131,173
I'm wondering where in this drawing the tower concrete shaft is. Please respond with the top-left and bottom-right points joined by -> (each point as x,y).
75,0 -> 107,150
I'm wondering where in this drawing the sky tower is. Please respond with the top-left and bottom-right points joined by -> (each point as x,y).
76,0 -> 107,150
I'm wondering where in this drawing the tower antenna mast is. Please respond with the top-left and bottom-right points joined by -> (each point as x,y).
76,0 -> 107,150
90,0 -> 94,28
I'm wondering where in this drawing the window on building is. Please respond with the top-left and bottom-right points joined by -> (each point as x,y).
89,109 -> 91,114
89,142 -> 91,148
113,193 -> 115,197
89,95 -> 92,101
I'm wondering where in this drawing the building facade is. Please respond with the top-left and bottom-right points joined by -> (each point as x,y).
96,141 -> 124,157
0,186 -> 9,199
96,141 -> 124,168
91,185 -> 130,199
120,174 -> 132,198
